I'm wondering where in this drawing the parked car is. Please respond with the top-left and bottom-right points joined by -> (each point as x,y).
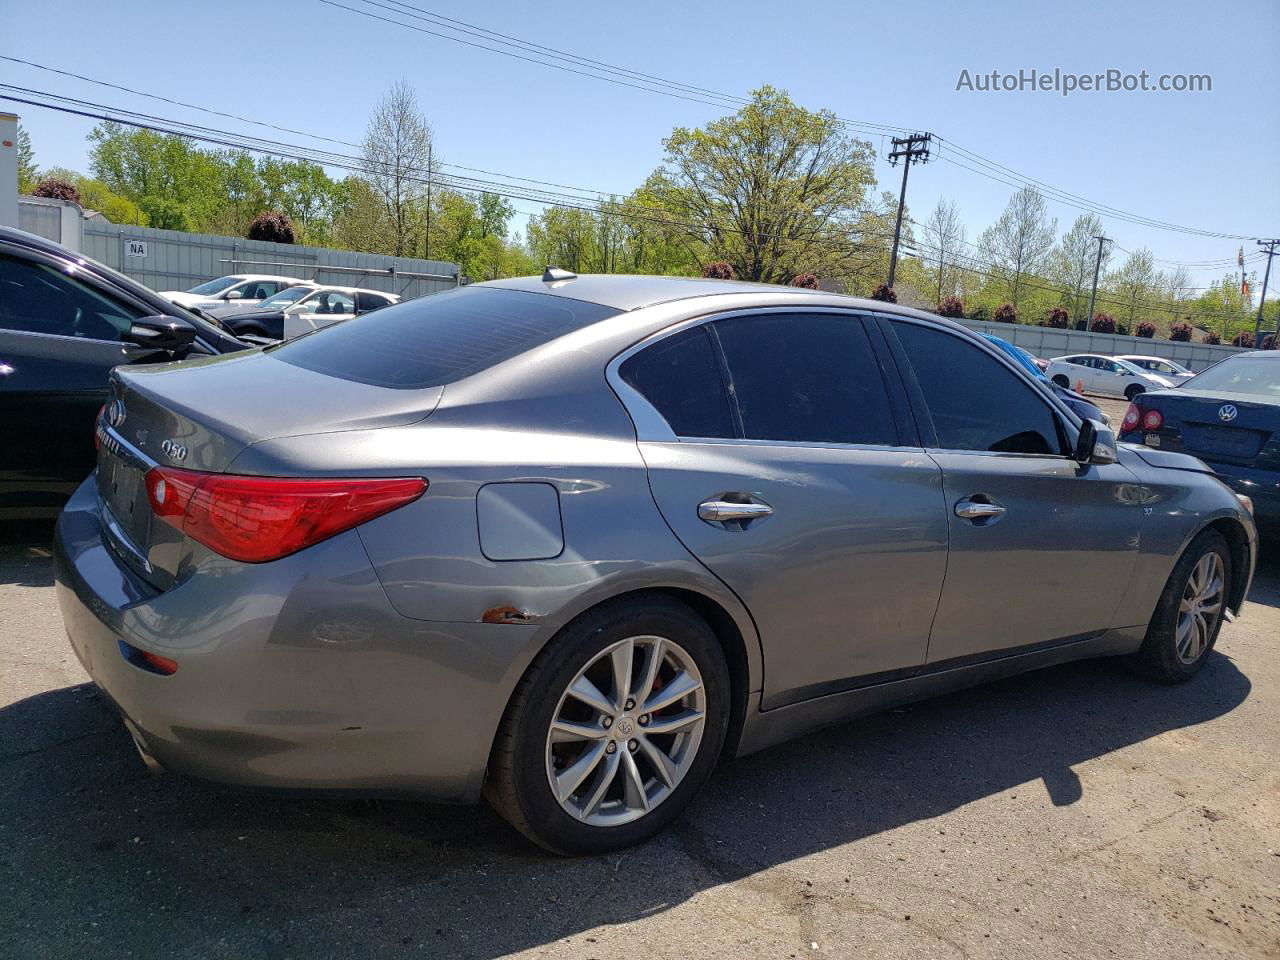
980,334 -> 1110,425
1045,353 -> 1177,399
210,284 -> 401,341
1117,355 -> 1196,385
159,274 -> 308,312
56,273 -> 1256,855
1119,351 -> 1280,533
0,226 -> 247,520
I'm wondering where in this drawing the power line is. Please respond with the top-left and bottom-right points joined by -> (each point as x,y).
3,86 -> 1260,324
314,0 -> 1259,241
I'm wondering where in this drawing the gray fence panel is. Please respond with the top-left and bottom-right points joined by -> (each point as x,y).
953,318 -> 1245,372
81,223 -> 460,301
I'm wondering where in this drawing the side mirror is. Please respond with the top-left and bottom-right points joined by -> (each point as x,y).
1075,418 -> 1117,466
223,289 -> 244,300
124,315 -> 198,353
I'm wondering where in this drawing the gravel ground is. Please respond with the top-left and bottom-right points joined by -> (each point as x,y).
2,521 -> 1277,960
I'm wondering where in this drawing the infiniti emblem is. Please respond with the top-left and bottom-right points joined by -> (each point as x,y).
106,398 -> 126,427
1218,404 -> 1238,423
614,718 -> 635,739
161,439 -> 188,462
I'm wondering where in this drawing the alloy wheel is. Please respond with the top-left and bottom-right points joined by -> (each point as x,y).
544,635 -> 706,827
1175,552 -> 1224,664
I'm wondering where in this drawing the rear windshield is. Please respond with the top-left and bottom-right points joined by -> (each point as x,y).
269,287 -> 620,388
1183,355 -> 1280,400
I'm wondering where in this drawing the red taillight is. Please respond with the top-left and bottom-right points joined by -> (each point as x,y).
1142,409 -> 1164,431
1122,403 -> 1141,431
139,650 -> 180,675
145,468 -> 426,563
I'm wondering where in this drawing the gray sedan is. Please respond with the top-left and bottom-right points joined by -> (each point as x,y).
55,273 -> 1257,855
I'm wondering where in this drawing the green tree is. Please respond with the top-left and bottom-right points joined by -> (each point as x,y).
1048,214 -> 1108,323
361,80 -> 435,257
648,86 -> 876,283
977,186 -> 1057,311
16,124 -> 38,193
1102,248 -> 1164,332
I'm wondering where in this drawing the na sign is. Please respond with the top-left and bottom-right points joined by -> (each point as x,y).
125,239 -> 148,258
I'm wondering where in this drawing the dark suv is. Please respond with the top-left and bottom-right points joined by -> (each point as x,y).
0,226 -> 247,519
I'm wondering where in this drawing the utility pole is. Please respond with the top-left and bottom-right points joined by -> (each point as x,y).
424,141 -> 433,260
1253,239 -> 1278,350
886,133 -> 932,289
1085,235 -> 1111,329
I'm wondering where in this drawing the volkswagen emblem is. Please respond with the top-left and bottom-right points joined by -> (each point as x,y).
106,398 -> 126,427
1218,404 -> 1238,423
161,439 -> 188,462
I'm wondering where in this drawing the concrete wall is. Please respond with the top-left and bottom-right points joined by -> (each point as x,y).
953,318 -> 1244,372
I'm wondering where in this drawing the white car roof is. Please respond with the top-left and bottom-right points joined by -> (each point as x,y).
1117,354 -> 1180,364
229,274 -> 309,283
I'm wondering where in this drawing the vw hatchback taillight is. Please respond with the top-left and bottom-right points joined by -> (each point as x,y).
145,468 -> 426,563
1122,404 -> 1141,431
1142,409 -> 1164,431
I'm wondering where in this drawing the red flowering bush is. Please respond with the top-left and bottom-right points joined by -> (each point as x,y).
937,296 -> 965,318
32,177 -> 81,203
1089,312 -> 1116,333
1136,321 -> 1156,338
1043,307 -> 1070,328
701,261 -> 735,280
247,211 -> 297,244
1168,322 -> 1192,342
870,283 -> 898,303
992,302 -> 1018,324
789,272 -> 819,289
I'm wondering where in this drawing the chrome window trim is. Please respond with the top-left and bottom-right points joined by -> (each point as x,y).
606,305 -> 902,448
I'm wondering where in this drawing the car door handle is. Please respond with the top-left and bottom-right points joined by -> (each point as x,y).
955,498 -> 1006,521
698,500 -> 773,523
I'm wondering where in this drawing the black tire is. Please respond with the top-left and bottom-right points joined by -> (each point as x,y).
1125,383 -> 1145,400
485,596 -> 730,855
1132,529 -> 1231,683
1051,374 -> 1070,388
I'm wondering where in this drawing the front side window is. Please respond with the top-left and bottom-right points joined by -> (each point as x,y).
619,327 -> 735,438
713,312 -> 897,445
892,321 -> 1064,456
308,291 -> 355,314
0,253 -> 142,341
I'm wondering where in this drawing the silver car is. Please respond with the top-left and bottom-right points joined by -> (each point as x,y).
55,273 -> 1257,855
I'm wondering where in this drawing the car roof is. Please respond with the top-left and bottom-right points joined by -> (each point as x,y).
228,274 -> 308,282
1117,354 -> 1175,362
295,284 -> 400,297
479,273 -> 900,313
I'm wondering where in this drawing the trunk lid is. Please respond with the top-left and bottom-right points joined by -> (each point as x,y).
1139,389 -> 1279,466
96,350 -> 442,587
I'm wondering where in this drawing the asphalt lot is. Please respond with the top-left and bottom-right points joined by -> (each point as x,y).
3,505 -> 1279,959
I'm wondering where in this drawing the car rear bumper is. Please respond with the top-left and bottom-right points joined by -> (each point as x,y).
53,476 -> 537,802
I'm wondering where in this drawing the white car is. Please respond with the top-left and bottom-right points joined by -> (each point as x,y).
159,274 -> 308,312
210,284 -> 401,341
1116,355 -> 1195,385
1044,353 -> 1176,399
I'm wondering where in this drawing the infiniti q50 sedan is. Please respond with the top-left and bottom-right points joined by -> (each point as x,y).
55,273 -> 1257,855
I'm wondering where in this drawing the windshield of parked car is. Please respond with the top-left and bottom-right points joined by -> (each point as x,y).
270,287 -> 620,388
257,286 -> 316,310
1182,356 -> 1280,400
187,276 -> 243,296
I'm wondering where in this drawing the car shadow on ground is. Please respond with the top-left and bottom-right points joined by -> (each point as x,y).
2,545 -> 1273,959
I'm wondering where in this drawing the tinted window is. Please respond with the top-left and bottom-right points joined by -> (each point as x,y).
0,253 -> 142,341
619,327 -> 734,438
307,291 -> 355,314
715,313 -> 896,445
892,321 -> 1064,456
272,287 -> 619,388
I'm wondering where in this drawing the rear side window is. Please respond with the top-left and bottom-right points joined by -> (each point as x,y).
715,312 -> 897,445
891,321 -> 1064,456
619,327 -> 735,439
272,287 -> 619,388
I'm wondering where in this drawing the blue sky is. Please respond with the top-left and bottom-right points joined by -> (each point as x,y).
3,0 -> 1277,294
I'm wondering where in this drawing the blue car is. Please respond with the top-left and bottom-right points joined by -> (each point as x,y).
1119,351 -> 1280,532
979,334 -> 1109,425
